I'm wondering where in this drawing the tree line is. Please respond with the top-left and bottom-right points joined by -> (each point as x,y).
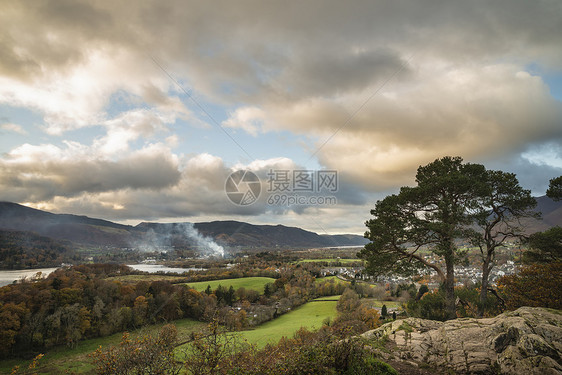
0,261 -> 362,358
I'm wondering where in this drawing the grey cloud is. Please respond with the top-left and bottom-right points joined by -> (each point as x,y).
0,147 -> 180,201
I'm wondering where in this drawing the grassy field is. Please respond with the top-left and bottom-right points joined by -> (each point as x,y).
185,277 -> 276,293
315,275 -> 350,284
0,319 -> 205,374
236,297 -> 339,348
1,296 -> 341,373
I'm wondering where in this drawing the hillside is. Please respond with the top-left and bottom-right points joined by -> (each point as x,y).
516,195 -> 562,233
0,230 -> 73,269
0,197 -> 558,254
136,220 -> 368,248
0,203 -> 367,251
0,202 -> 137,246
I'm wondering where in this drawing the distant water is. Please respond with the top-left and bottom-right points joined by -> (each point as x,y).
127,264 -> 204,273
0,267 -> 58,287
0,264 -> 203,287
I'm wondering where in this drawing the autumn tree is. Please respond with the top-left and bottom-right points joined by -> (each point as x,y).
184,320 -> 243,375
359,156 -> 487,319
497,262 -> 562,310
333,288 -> 380,334
90,324 -> 180,375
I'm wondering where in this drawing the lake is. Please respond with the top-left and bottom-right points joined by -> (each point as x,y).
0,264 -> 203,286
0,267 -> 58,287
126,264 -> 204,273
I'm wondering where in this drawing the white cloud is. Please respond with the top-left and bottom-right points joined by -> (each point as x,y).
1,0 -> 562,232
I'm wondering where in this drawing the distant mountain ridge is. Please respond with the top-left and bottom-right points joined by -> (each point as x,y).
1,196 -> 560,251
0,202 -> 368,249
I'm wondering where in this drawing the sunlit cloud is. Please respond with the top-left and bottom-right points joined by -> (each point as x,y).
0,0 -> 561,232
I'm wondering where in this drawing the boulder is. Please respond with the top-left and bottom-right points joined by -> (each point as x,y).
362,307 -> 562,374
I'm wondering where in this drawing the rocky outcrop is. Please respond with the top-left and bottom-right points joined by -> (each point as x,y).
362,307 -> 562,374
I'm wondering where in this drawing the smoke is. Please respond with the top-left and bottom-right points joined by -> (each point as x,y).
132,222 -> 225,257
180,223 -> 225,257
134,227 -> 172,253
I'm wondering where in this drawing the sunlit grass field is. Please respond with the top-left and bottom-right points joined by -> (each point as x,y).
236,297 -> 339,348
315,275 -> 350,284
185,277 -> 276,293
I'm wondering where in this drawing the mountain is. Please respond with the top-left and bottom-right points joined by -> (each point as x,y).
135,220 -> 368,248
0,202 -> 367,249
534,195 -> 562,227
517,195 -> 562,233
0,202 -> 137,246
194,221 -> 368,248
0,196 -> 558,251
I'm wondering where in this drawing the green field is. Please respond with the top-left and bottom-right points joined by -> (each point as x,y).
315,275 -> 350,284
0,318 -> 204,374
237,297 -> 339,348
0,295 -> 338,373
186,277 -> 276,293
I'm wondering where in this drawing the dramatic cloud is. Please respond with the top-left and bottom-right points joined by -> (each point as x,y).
0,0 -> 561,232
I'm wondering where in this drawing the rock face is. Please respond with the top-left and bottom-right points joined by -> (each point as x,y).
362,307 -> 562,374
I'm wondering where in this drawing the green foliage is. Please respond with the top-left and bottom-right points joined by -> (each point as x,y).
186,277 -> 276,294
9,353 -> 44,375
406,290 -> 448,321
546,176 -> 562,201
416,285 -> 429,300
346,355 -> 399,375
359,156 -> 538,320
524,226 -> 562,263
359,156 -> 488,320
406,285 -> 504,320
217,327 -> 397,375
332,289 -> 381,335
397,321 -> 413,333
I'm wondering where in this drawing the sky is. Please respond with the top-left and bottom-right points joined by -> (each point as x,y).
1,0 -> 561,235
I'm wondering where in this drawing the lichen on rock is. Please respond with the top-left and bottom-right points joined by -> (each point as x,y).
362,307 -> 562,374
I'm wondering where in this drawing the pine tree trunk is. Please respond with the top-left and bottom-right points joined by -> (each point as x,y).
479,253 -> 492,317
445,255 -> 456,320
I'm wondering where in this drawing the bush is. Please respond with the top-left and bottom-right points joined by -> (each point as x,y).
346,355 -> 399,375
497,262 -> 562,310
90,324 -> 180,375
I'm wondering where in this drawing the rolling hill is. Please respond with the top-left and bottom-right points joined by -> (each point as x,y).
0,202 -> 368,250
0,196 -> 559,254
